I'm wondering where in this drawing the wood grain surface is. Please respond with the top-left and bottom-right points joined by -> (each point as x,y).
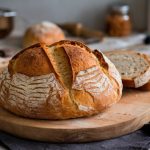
0,89 -> 150,143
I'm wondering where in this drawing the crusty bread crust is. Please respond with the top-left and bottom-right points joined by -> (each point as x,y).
0,40 -> 122,119
23,22 -> 65,48
138,55 -> 150,90
106,50 -> 150,88
138,82 -> 150,90
9,44 -> 54,76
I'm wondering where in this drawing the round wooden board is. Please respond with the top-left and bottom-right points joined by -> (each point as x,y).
0,89 -> 150,142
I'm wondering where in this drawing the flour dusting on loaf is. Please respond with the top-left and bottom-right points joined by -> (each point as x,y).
0,40 -> 122,119
103,54 -> 122,85
72,66 -> 112,97
23,21 -> 65,48
0,69 -> 64,115
78,105 -> 93,112
31,21 -> 62,36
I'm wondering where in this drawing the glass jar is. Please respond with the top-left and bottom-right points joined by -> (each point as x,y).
0,8 -> 16,39
106,4 -> 132,36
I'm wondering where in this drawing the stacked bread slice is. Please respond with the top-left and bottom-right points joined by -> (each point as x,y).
105,50 -> 150,89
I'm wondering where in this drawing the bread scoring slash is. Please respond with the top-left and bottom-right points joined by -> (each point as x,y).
0,40 -> 122,119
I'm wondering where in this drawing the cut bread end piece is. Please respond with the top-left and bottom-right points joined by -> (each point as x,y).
138,55 -> 150,90
106,51 -> 150,88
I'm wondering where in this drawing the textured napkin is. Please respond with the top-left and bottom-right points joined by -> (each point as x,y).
0,125 -> 149,150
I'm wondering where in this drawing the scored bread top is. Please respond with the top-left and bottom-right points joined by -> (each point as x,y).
0,40 -> 122,119
106,51 -> 150,88
41,40 -> 99,85
8,44 -> 54,76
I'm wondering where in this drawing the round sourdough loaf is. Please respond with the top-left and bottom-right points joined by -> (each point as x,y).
23,21 -> 65,48
0,40 -> 122,119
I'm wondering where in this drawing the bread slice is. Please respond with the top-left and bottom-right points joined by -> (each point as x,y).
105,50 -> 150,88
138,55 -> 150,90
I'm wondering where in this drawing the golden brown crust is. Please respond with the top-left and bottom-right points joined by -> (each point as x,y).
93,50 -> 122,105
138,55 -> 150,91
0,40 -> 122,119
8,44 -> 54,76
138,82 -> 150,91
23,22 -> 65,48
122,79 -> 135,88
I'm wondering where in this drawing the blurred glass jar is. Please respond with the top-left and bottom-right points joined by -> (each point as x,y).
0,8 -> 16,39
106,4 -> 132,36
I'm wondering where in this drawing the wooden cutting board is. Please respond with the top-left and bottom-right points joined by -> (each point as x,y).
0,89 -> 150,142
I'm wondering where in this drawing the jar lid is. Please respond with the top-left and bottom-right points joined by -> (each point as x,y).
110,4 -> 130,15
0,8 -> 16,17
